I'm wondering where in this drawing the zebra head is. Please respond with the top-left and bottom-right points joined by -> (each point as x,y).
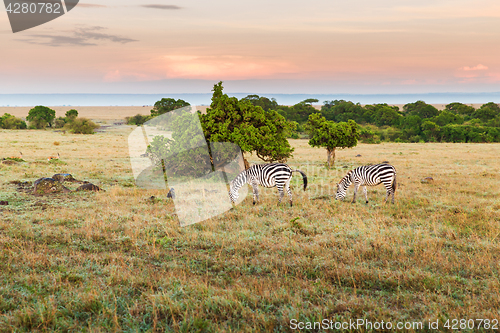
335,183 -> 345,201
335,173 -> 351,201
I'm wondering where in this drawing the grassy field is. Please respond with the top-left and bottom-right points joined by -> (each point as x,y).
1,126 -> 500,332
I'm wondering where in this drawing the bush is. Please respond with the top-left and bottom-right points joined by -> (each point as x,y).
0,113 -> 27,129
64,118 -> 100,134
126,114 -> 151,126
54,117 -> 67,128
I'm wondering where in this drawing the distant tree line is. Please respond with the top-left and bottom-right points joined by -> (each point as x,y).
242,97 -> 499,143
316,100 -> 500,143
0,106 -> 99,134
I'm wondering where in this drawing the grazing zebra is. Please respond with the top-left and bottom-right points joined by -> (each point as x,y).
229,163 -> 307,206
335,163 -> 397,204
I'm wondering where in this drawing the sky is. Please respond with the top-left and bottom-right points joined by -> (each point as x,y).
1,0 -> 500,95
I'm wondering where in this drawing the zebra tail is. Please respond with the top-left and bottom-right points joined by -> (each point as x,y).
293,170 -> 308,191
392,174 -> 397,192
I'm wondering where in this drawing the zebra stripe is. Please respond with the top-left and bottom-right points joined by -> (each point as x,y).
229,163 -> 307,206
335,163 -> 397,204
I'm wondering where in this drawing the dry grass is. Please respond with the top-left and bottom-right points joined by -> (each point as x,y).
1,127 -> 500,332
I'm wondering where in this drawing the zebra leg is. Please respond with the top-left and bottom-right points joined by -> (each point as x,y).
383,185 -> 391,204
363,186 -> 368,204
252,184 -> 259,205
285,179 -> 293,207
352,183 -> 360,203
277,185 -> 285,206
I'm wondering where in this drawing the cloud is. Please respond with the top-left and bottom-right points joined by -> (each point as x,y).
461,64 -> 488,71
141,4 -> 182,10
160,55 -> 296,80
19,26 -> 137,46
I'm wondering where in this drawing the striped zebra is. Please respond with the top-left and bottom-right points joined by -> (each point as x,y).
335,163 -> 397,204
229,163 -> 307,206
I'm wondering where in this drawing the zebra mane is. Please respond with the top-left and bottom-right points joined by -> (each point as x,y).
230,168 -> 248,189
338,171 -> 353,188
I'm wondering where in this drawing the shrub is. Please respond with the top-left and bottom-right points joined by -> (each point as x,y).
54,117 -> 67,128
126,114 -> 151,126
0,113 -> 27,129
64,118 -> 100,134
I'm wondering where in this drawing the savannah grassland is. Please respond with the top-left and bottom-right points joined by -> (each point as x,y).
1,120 -> 500,332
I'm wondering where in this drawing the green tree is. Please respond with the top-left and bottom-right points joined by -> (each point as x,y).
321,100 -> 365,123
472,102 -> 500,122
65,109 -> 78,120
26,106 -> 56,129
126,114 -> 152,126
404,101 -> 439,119
305,113 -> 359,168
445,102 -> 475,116
200,82 -> 295,168
432,110 -> 464,126
240,95 -> 279,111
421,121 -> 441,141
276,99 -> 319,124
150,98 -> 190,117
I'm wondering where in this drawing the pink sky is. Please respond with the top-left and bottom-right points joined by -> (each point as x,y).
1,0 -> 500,94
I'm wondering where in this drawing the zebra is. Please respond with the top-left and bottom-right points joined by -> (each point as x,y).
229,163 -> 307,206
335,163 -> 397,204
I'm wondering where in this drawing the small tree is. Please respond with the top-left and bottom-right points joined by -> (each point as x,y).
126,114 -> 151,126
200,82 -> 295,168
240,95 -> 278,111
65,109 -> 79,121
150,98 -> 190,117
305,113 -> 359,168
26,105 -> 56,129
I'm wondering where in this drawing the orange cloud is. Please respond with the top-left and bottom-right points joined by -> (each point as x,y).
160,55 -> 297,80
461,64 -> 488,71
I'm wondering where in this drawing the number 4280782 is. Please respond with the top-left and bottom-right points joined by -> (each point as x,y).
5,2 -> 62,14
444,319 -> 498,330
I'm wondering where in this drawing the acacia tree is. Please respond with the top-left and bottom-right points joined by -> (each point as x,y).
200,82 -> 295,168
150,98 -> 190,117
305,113 -> 359,168
26,105 -> 56,128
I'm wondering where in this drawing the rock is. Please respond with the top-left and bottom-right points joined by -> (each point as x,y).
52,173 -> 82,183
76,183 -> 103,192
167,188 -> 176,199
421,177 -> 434,184
355,154 -> 362,157
33,178 -> 71,195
